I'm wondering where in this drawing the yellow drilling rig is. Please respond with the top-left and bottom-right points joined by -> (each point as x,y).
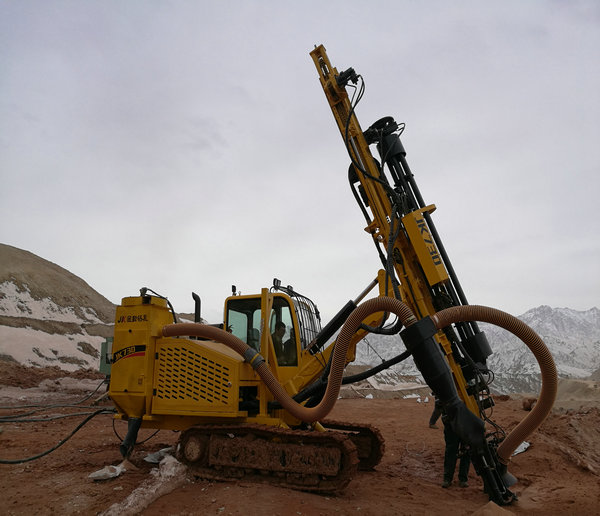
107,45 -> 557,505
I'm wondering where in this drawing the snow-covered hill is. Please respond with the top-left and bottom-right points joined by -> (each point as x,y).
483,306 -> 600,393
0,244 -> 115,371
354,306 -> 600,394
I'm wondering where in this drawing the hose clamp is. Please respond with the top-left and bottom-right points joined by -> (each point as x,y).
244,348 -> 265,370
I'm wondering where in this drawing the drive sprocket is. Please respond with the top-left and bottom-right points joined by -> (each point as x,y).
321,419 -> 385,470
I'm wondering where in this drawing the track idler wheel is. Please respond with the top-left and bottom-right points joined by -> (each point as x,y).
178,430 -> 209,465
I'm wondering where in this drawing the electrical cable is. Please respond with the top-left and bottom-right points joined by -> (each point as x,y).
344,78 -> 401,202
341,73 -> 406,313
140,287 -> 178,323
0,402 -> 107,421
267,349 -> 413,411
0,408 -> 115,464
1,410 -> 110,423
74,378 -> 108,404
0,378 -> 107,411
112,419 -> 160,445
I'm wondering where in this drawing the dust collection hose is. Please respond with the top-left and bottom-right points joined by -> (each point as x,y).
431,305 -> 558,463
162,298 -> 557,464
162,297 -> 416,423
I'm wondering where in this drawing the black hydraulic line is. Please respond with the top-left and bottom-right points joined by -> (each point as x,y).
73,379 -> 108,404
0,402 -> 105,420
112,419 -> 160,446
119,417 -> 142,458
140,287 -> 178,323
0,410 -> 107,423
0,408 -> 115,464
266,350 -> 413,411
0,379 -> 107,410
360,317 -> 403,336
341,349 -> 412,383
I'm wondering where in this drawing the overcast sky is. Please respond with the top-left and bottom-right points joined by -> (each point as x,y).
1,1 -> 598,324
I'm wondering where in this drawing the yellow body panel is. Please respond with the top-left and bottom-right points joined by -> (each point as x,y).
109,296 -> 173,418
402,205 -> 449,286
109,286 -> 392,431
151,337 -> 242,416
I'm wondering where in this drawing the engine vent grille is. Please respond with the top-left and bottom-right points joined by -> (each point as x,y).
155,344 -> 231,404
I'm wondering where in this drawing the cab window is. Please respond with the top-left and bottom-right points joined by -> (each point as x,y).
269,297 -> 298,366
226,298 -> 261,350
225,295 -> 298,366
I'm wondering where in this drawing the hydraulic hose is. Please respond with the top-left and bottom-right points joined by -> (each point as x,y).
431,305 -> 557,464
162,296 -> 416,423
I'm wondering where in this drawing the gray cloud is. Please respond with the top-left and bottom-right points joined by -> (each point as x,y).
1,1 -> 598,323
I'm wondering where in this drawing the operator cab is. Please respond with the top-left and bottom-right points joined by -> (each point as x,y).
224,280 -> 322,368
224,292 -> 299,367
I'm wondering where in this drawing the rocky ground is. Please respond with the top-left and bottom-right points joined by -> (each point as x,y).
1,362 -> 599,516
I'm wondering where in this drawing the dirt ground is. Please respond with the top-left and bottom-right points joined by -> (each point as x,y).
1,362 -> 599,516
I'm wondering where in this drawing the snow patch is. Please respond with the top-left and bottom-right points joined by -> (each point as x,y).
355,306 -> 600,393
0,281 -> 104,324
0,325 -> 102,371
366,377 -> 426,392
99,456 -> 187,516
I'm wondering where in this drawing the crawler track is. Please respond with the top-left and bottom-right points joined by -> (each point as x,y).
177,423 -> 359,493
321,420 -> 385,470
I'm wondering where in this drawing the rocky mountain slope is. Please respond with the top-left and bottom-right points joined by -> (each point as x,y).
355,306 -> 600,393
0,244 -> 115,371
482,306 -> 600,393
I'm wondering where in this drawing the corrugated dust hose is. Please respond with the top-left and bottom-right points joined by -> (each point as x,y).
431,305 -> 557,463
162,297 -> 416,423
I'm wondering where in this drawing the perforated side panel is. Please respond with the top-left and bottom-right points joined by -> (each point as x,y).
155,344 -> 232,404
